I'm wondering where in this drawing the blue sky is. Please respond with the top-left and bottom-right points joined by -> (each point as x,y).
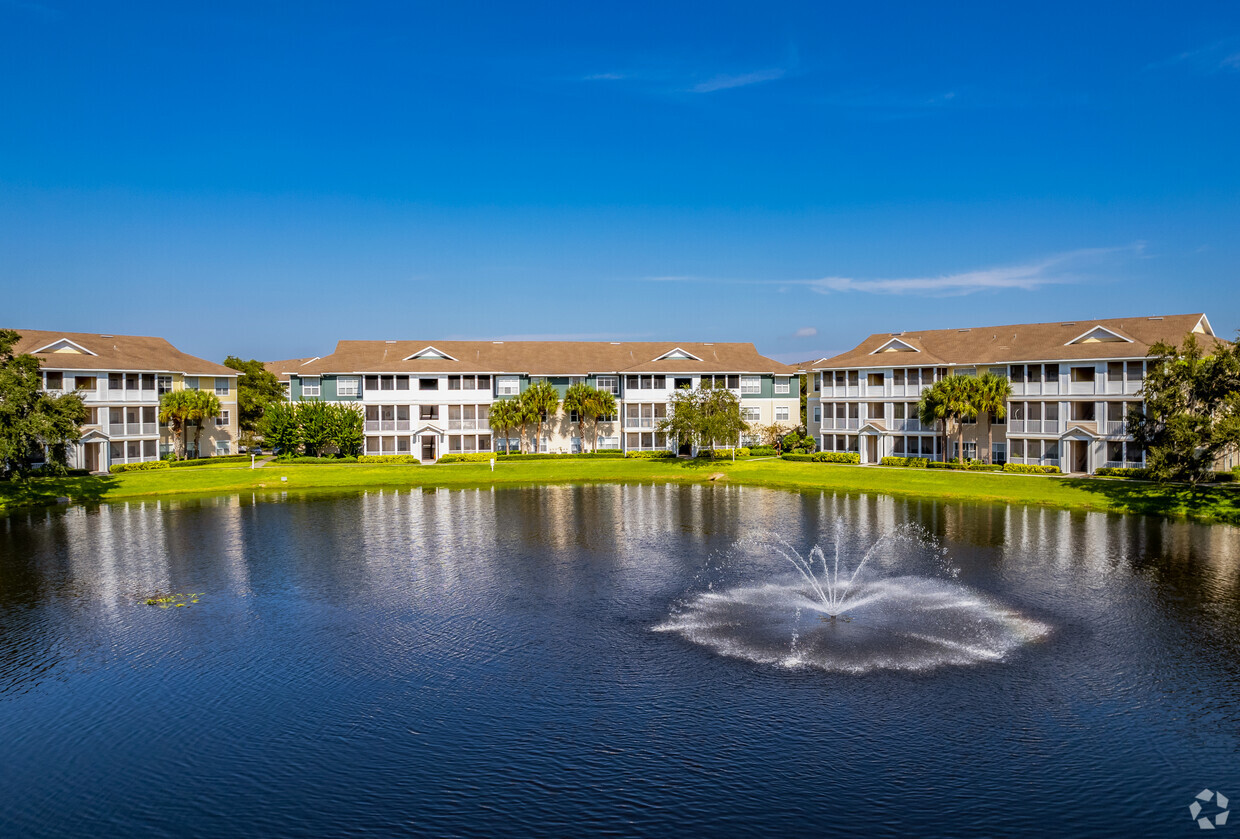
1,1 -> 1237,364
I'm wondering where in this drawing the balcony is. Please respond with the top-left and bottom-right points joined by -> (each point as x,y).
1069,381 -> 1096,396
1105,421 -> 1125,435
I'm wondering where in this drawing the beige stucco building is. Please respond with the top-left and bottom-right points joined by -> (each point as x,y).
805,314 -> 1226,474
11,329 -> 239,471
283,340 -> 801,461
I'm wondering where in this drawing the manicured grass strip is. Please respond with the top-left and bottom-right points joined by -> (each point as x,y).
3,460 -> 1238,524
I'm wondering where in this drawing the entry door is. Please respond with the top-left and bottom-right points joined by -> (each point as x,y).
866,436 -> 878,463
1073,440 -> 1089,473
421,436 -> 436,462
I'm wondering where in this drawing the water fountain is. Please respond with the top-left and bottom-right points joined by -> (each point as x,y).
655,524 -> 1050,673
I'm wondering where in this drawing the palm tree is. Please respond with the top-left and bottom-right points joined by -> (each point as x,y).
523,379 -> 560,455
158,389 -> 195,458
976,371 -> 1013,464
583,387 -> 617,453
562,381 -> 593,454
187,390 -> 222,458
488,397 -> 520,455
917,375 -> 979,464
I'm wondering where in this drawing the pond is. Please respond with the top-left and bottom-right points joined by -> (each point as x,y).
2,485 -> 1239,836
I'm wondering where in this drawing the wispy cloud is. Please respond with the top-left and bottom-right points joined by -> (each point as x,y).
793,327 -> 818,338
1146,40 -> 1240,74
691,68 -> 786,93
644,245 -> 1142,298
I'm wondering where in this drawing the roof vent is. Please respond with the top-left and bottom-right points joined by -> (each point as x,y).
492,341 -> 504,344
610,342 -> 620,345
891,332 -> 904,336
1148,316 -> 1163,321
100,334 -> 113,338
385,340 -> 396,344
1061,322 -> 1075,327
957,329 -> 969,333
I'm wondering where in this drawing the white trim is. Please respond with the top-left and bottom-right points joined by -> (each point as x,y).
1064,325 -> 1134,346
869,338 -> 920,354
654,347 -> 703,362
1194,314 -> 1216,336
403,346 -> 458,361
31,338 -> 98,356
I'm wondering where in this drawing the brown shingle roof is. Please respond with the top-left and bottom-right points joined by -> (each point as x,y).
7,329 -> 235,376
812,314 -> 1223,369
295,341 -> 798,376
262,357 -> 320,383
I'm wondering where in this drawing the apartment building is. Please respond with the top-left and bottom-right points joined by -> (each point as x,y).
284,341 -> 800,460
263,357 -> 320,397
806,314 -> 1222,474
11,329 -> 240,471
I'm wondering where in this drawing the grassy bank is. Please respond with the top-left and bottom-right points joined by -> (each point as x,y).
3,459 -> 1238,524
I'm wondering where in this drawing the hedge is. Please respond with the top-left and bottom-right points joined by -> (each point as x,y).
109,460 -> 171,473
1094,467 -> 1238,483
880,456 -> 930,468
358,455 -> 419,464
624,450 -> 679,459
697,447 -> 751,459
781,452 -> 860,464
746,446 -> 778,457
1002,463 -> 1062,474
497,451 -> 627,461
436,453 -> 496,464
275,455 -> 359,464
170,455 -> 254,468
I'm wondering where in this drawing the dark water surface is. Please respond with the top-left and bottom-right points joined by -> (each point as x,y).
2,485 -> 1239,837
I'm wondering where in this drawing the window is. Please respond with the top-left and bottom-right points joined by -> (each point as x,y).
894,437 -> 905,454
45,372 -> 63,390
813,373 -> 822,390
775,377 -> 790,394
1044,364 -> 1060,381
834,371 -> 845,387
396,376 -> 409,390
364,375 -> 379,391
184,376 -> 198,391
598,435 -> 620,450
1070,367 -> 1095,383
1071,401 -> 1096,422
301,378 -> 320,397
740,376 -> 761,394
215,377 -> 229,396
1107,362 -> 1124,383
126,373 -> 139,390
892,369 -> 904,386
893,402 -> 906,420
337,377 -> 360,397
419,378 -> 438,391
742,407 -> 761,422
992,443 -> 1006,465
1011,439 -> 1024,458
215,440 -> 230,455
1010,365 -> 1025,383
847,371 -> 859,387
157,375 -> 172,395
420,405 -> 439,420
380,375 -> 395,391
497,376 -> 520,396
776,406 -> 790,422
448,376 -> 461,390
1126,361 -> 1143,381
596,375 -> 619,395
867,373 -> 883,387
813,405 -> 821,423
921,368 -> 935,385
215,410 -> 230,427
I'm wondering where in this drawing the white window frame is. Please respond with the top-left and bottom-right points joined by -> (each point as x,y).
742,406 -> 761,422
813,405 -> 821,423
776,406 -> 790,422
215,440 -> 230,455
302,377 -> 321,397
596,375 -> 619,395
497,376 -> 520,396
215,378 -> 229,396
740,375 -> 761,395
597,435 -> 620,450
337,376 -> 360,397
215,410 -> 230,427
184,376 -> 198,391
774,377 -> 790,394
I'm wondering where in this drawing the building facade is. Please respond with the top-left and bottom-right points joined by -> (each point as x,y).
806,314 -> 1223,474
11,329 -> 240,471
283,341 -> 800,460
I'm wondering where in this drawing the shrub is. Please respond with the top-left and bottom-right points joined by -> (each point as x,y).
880,456 -> 932,468
436,453 -> 495,463
697,447 -> 751,459
746,446 -> 778,457
782,452 -> 859,464
624,450 -> 678,459
109,460 -> 171,473
1002,462 -> 1062,474
359,455 -> 419,464
170,455 -> 254,468
1094,466 -> 1152,479
275,455 -> 359,464
1215,471 -> 1238,483
496,451 -> 627,461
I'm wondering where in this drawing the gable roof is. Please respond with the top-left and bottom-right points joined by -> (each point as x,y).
295,341 -> 798,377
262,357 -> 320,383
812,314 -> 1224,369
7,329 -> 235,376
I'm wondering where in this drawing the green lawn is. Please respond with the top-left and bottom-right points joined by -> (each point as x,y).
3,459 -> 1238,525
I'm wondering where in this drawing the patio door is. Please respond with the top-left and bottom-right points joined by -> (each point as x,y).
865,436 -> 878,464
421,435 -> 437,462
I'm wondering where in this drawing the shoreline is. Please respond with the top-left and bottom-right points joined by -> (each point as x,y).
3,459 -> 1238,525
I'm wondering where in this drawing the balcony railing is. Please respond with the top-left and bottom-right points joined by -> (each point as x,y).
1105,421 -> 1125,435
